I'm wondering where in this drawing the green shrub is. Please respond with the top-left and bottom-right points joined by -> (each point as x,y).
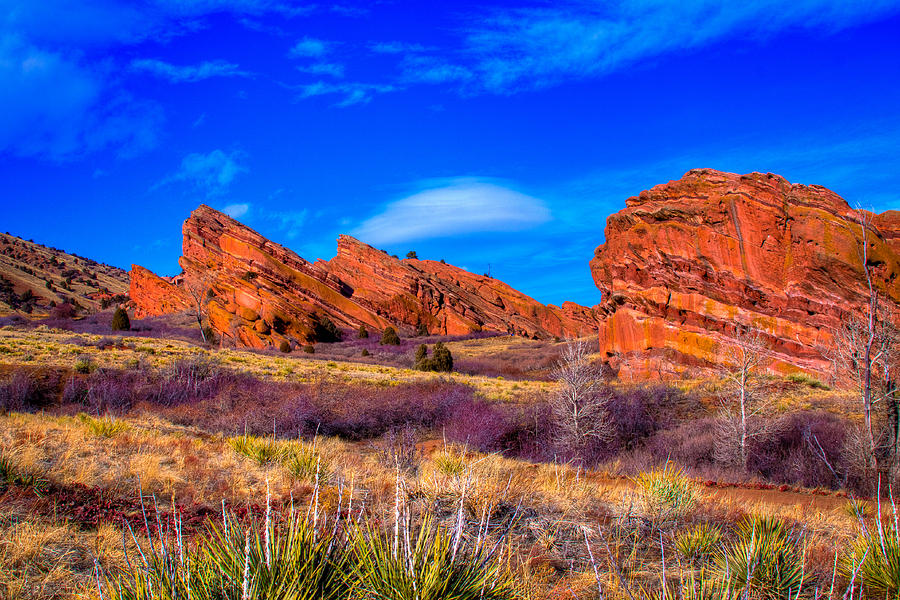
361,348 -> 370,357
634,462 -> 697,521
202,325 -> 217,344
431,342 -> 453,372
358,324 -> 369,339
415,342 -> 453,372
415,343 -> 428,364
303,344 -> 315,354
349,516 -> 521,600
844,504 -> 900,597
313,315 -> 343,343
105,510 -> 350,600
716,515 -> 805,600
228,435 -> 281,466
74,354 -> 96,374
785,372 -> 830,390
111,307 -> 130,331
406,250 -> 418,259
675,523 -> 721,563
79,413 -> 130,438
279,340 -> 291,353
380,326 -> 400,346
416,322 -> 428,336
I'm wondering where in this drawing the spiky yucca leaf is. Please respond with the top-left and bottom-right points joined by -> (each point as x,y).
349,516 -> 521,600
843,505 -> 900,597
715,515 -> 806,600
106,510 -> 349,600
634,462 -> 698,520
675,523 -> 722,563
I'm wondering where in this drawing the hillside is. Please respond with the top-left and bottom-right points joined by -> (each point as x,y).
0,232 -> 129,316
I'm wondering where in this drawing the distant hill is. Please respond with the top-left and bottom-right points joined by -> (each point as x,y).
0,232 -> 129,315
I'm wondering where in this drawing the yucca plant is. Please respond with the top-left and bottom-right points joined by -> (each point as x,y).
634,462 -> 698,521
228,434 -> 281,466
79,412 -> 130,437
843,499 -> 900,597
348,516 -> 522,600
433,449 -> 467,477
282,445 -> 323,483
715,515 -> 807,600
675,523 -> 722,563
105,505 -> 349,600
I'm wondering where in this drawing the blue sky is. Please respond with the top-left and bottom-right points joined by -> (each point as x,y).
1,0 -> 899,306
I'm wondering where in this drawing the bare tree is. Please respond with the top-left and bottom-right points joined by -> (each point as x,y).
830,208 -> 899,476
716,326 -> 770,471
550,339 -> 610,463
184,275 -> 214,344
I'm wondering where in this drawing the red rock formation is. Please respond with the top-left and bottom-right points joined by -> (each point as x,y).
590,169 -> 900,380
131,205 -> 598,348
324,235 -> 597,338
129,265 -> 191,318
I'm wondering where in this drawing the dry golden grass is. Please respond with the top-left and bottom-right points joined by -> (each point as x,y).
0,328 -> 553,401
0,509 -> 133,600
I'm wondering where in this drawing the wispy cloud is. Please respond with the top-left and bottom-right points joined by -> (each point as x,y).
290,36 -> 331,58
217,201 -> 309,239
0,33 -> 163,159
295,81 -> 397,107
411,0 -> 900,92
370,41 -> 430,54
130,58 -> 250,82
296,62 -> 345,77
352,178 -> 551,244
158,149 -> 248,196
222,203 -> 250,218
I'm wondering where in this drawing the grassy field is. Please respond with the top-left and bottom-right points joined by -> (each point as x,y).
0,325 -> 885,600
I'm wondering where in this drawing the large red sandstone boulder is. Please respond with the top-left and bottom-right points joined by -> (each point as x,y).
590,169 -> 900,380
129,265 -> 191,318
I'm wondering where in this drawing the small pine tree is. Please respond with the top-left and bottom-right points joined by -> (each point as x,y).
414,343 -> 428,364
111,307 -> 130,331
358,324 -> 369,339
313,315 -> 342,342
432,342 -> 453,372
416,322 -> 428,336
380,326 -> 400,345
406,250 -> 418,259
279,340 -> 291,353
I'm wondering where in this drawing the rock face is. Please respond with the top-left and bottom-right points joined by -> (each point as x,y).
130,205 -> 598,348
590,169 -> 900,380
324,235 -> 598,338
130,265 -> 191,318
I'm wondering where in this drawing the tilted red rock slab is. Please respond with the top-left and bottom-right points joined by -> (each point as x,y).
130,205 -> 598,348
590,169 -> 900,380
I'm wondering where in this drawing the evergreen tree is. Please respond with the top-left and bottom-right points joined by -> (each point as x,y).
380,326 -> 400,345
414,343 -> 428,366
358,324 -> 369,339
406,250 -> 418,259
432,342 -> 453,372
111,307 -> 130,331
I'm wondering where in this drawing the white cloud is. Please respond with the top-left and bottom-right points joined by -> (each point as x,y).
290,36 -> 330,57
370,41 -> 430,54
158,149 -> 248,196
427,0 -> 900,92
352,178 -> 551,244
130,58 -> 249,82
296,62 -> 345,77
0,33 -> 162,159
295,81 -> 396,107
222,203 -> 250,218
